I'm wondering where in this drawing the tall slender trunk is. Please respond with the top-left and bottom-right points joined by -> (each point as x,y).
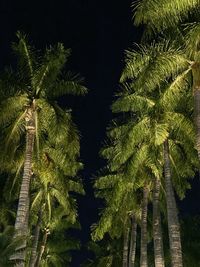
35,228 -> 50,267
122,226 -> 130,267
29,208 -> 42,267
153,177 -> 165,267
10,106 -> 35,267
163,139 -> 183,267
192,62 -> 200,160
140,186 -> 148,267
128,216 -> 137,267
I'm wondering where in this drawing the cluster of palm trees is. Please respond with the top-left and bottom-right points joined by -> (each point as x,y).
1,1 -> 200,267
91,0 -> 200,267
0,32 -> 87,266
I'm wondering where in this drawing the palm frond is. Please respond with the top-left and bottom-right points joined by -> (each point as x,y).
12,31 -> 35,83
112,92 -> 155,113
184,22 -> 200,59
153,122 -> 169,146
121,42 -> 189,93
133,0 -> 199,32
48,72 -> 87,98
159,68 -> 191,110
33,43 -> 71,96
5,110 -> 26,151
94,174 -> 121,189
0,95 -> 28,127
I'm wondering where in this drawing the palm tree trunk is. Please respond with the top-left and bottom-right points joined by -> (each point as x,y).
140,186 -> 148,267
11,107 -> 35,267
29,209 -> 42,267
123,226 -> 130,267
35,228 -> 50,267
192,62 -> 200,160
163,139 -> 183,267
128,216 -> 137,267
153,177 -> 165,267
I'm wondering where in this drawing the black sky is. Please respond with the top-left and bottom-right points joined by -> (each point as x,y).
0,0 -> 200,266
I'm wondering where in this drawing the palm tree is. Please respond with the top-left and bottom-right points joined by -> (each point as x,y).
34,208 -> 80,267
0,32 -> 87,265
93,120 -> 162,266
118,41 -> 198,267
133,0 -> 200,163
29,166 -> 84,266
92,166 -> 141,266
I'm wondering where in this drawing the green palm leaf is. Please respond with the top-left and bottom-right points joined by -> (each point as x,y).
133,0 -> 199,32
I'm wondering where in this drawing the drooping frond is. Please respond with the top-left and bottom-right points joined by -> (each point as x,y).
33,43 -> 71,96
169,141 -> 196,199
107,120 -> 134,139
133,0 -> 200,32
159,68 -> 192,110
94,173 -> 121,190
184,22 -> 200,59
126,144 -> 150,177
36,98 -> 57,135
112,92 -> 155,113
120,46 -> 151,82
47,72 -> 88,98
153,122 -> 169,146
0,95 -> 28,127
121,42 -> 189,93
92,176 -> 140,240
166,112 -> 195,142
0,226 -> 25,266
4,111 -> 26,152
67,180 -> 85,195
106,117 -> 151,169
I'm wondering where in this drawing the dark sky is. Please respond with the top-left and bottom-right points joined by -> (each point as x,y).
0,0 -> 200,266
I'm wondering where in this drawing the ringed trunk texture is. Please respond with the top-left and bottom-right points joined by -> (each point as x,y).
29,209 -> 42,267
35,228 -> 50,267
11,107 -> 35,267
163,140 -> 183,267
192,62 -> 200,161
128,216 -> 137,267
153,177 -> 165,267
123,226 -> 130,267
140,186 -> 148,267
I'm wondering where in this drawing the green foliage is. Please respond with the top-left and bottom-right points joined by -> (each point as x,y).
0,32 -> 87,266
0,226 -> 25,267
82,238 -> 122,267
133,0 -> 199,32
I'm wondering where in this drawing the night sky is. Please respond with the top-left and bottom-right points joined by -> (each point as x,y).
0,0 -> 200,266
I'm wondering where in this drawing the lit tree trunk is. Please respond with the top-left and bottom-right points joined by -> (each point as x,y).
153,177 -> 165,267
35,228 -> 50,267
128,215 -> 137,267
163,139 -> 183,267
123,226 -> 130,267
140,186 -> 148,267
11,106 -> 35,267
192,62 -> 200,160
29,208 -> 42,267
